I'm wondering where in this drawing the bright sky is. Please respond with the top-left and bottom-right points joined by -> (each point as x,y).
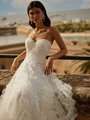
0,0 -> 90,14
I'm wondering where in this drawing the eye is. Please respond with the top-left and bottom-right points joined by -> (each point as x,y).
36,10 -> 40,14
29,12 -> 34,15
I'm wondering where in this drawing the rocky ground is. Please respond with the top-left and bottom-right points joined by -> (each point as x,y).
0,70 -> 90,120
58,74 -> 90,120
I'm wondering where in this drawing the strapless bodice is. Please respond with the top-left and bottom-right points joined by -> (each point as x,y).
25,37 -> 51,63
25,37 -> 51,51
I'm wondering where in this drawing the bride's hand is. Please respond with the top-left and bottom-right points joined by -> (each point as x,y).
10,57 -> 19,74
44,57 -> 53,75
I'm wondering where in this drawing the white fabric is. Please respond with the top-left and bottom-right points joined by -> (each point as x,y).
0,37 -> 77,120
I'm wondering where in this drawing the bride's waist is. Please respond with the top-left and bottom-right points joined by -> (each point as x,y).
25,53 -> 46,65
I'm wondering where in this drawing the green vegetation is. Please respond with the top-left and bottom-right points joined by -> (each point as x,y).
54,22 -> 90,33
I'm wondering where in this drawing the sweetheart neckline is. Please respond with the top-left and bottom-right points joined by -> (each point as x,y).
27,37 -> 52,45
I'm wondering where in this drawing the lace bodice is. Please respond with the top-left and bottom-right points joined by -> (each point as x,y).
25,37 -> 51,62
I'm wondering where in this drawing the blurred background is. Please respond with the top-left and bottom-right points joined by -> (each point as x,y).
0,0 -> 90,74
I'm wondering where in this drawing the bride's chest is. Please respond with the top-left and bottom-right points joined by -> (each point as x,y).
25,38 -> 51,52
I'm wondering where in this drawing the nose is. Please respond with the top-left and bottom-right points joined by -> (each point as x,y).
33,14 -> 37,18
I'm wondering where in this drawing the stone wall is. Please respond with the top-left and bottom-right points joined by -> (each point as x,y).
0,70 -> 90,120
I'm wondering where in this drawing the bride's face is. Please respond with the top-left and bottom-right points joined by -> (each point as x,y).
29,7 -> 44,24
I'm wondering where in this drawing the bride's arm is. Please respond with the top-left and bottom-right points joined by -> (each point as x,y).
50,27 -> 67,60
10,50 -> 26,73
44,27 -> 67,75
15,50 -> 26,62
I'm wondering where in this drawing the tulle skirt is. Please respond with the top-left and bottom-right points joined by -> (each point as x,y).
0,56 -> 77,120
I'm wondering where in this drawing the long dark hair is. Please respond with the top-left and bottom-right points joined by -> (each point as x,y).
27,1 -> 51,28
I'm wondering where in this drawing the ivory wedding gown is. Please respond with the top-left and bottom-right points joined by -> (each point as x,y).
0,37 -> 77,120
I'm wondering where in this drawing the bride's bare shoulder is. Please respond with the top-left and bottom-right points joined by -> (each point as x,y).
49,26 -> 59,32
49,26 -> 60,37
27,27 -> 33,34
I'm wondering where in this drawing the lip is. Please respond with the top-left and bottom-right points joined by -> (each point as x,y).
33,18 -> 37,22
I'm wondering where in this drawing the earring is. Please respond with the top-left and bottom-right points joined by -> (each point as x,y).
31,21 -> 33,25
30,20 -> 33,25
42,15 -> 45,22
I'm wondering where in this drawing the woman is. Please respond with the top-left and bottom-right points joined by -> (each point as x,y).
0,1 -> 77,120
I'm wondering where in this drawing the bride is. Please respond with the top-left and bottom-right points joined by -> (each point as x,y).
0,1 -> 77,120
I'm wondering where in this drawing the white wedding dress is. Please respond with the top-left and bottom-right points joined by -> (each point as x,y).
0,37 -> 77,120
